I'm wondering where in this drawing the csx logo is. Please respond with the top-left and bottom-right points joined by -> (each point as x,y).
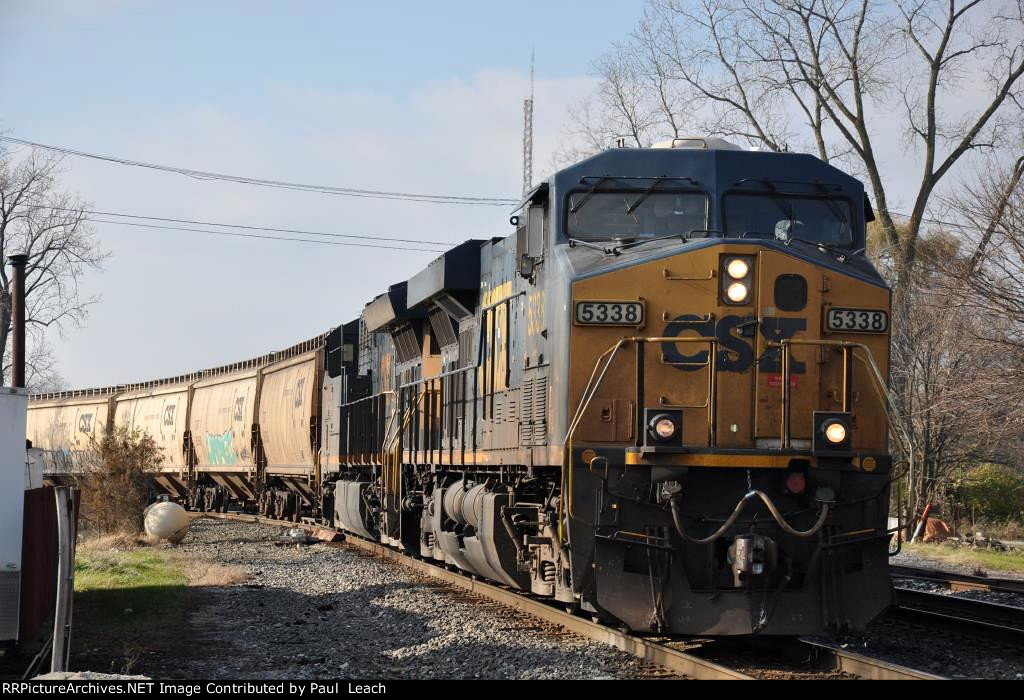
78,414 -> 93,433
163,405 -> 177,427
662,314 -> 806,373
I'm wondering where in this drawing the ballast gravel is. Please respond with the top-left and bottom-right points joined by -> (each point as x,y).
158,517 -> 665,680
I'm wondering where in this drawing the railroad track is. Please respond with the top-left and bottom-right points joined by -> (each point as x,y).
890,564 -> 1024,595
189,512 -> 942,680
890,587 -> 1024,647
889,565 -> 1024,647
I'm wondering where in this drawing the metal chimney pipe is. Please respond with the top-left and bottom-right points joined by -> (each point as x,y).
8,254 -> 27,389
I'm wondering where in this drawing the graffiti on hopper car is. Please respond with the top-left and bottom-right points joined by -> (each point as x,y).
205,430 -> 239,465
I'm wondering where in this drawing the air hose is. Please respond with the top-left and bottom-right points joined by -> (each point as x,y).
669,490 -> 830,545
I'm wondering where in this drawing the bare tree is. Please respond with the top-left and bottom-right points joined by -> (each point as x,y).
873,153 -> 1024,525
554,44 -> 675,168
889,262 -> 1024,524
0,146 -> 106,389
945,153 -> 1024,348
565,0 -> 1024,280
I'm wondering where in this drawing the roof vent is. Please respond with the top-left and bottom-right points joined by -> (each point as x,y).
651,137 -> 743,151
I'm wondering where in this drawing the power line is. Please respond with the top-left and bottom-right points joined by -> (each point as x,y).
0,136 -> 520,207
92,219 -> 444,252
32,204 -> 455,247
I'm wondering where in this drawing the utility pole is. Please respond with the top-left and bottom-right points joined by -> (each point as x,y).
522,50 -> 534,197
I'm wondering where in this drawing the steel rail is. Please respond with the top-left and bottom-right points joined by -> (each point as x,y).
189,512 -> 944,680
891,565 -> 1024,595
891,587 -> 1024,647
797,639 -> 946,680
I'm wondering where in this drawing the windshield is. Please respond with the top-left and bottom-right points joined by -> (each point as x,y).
566,191 -> 707,241
724,193 -> 855,247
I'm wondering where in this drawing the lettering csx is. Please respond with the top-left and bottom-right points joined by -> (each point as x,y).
661,315 -> 806,374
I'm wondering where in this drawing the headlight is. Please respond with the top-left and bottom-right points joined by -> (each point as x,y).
653,417 -> 677,440
726,282 -> 750,303
813,411 -> 853,453
726,258 -> 750,279
646,412 -> 681,445
824,421 -> 847,444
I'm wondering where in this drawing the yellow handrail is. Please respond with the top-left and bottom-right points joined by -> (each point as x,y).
561,336 -> 719,542
768,339 -> 910,456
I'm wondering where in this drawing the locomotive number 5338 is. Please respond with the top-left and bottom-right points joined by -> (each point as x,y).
826,307 -> 888,333
575,300 -> 645,326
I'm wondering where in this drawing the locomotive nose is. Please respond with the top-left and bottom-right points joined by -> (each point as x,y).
568,241 -> 893,634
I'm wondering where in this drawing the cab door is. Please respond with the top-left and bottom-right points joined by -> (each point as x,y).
753,251 -> 822,445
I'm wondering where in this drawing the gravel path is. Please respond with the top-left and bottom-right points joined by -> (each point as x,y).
157,517 -> 667,680
130,517 -> 1024,680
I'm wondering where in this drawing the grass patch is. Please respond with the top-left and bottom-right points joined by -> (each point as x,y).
70,534 -> 249,675
73,546 -> 188,675
74,548 -> 187,637
903,542 -> 1024,575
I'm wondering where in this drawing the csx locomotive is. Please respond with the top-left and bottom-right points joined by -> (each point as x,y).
28,137 -> 895,635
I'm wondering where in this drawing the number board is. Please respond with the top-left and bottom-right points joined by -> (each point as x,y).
574,300 -> 645,326
826,307 -> 889,334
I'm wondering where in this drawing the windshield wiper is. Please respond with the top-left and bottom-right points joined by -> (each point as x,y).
569,176 -> 610,215
784,236 -> 852,263
751,180 -> 794,221
612,231 -> 687,254
609,228 -> 720,255
625,175 -> 668,215
567,236 -> 618,255
811,183 -> 852,242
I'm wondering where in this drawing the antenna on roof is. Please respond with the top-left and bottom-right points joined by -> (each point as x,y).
522,50 -> 534,197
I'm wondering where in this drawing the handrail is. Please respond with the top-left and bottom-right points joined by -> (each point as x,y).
398,364 -> 476,390
561,335 -> 720,542
341,389 -> 396,409
768,339 -> 910,456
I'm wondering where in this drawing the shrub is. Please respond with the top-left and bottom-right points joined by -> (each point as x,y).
75,426 -> 163,534
960,463 -> 1024,523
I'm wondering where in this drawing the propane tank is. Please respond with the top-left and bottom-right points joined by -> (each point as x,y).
144,502 -> 190,543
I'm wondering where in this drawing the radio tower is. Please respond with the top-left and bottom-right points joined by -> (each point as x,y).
522,51 -> 534,197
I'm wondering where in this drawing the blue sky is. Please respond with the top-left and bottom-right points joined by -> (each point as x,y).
3,0 -> 985,389
2,0 -> 643,387
5,2 -> 632,127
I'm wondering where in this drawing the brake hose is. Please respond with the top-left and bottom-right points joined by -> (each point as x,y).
669,490 -> 830,545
